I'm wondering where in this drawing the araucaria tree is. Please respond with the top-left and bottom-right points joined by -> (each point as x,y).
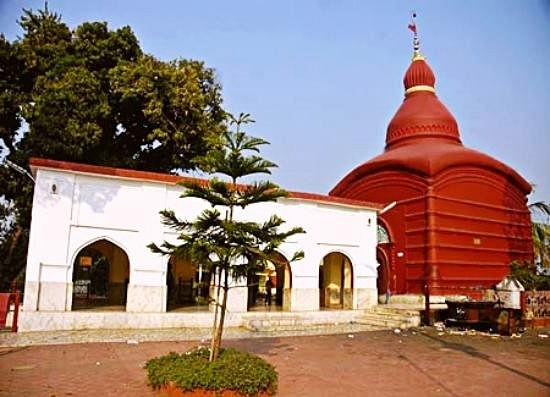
149,113 -> 304,361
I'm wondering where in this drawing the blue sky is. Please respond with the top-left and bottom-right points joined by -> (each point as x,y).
1,0 -> 549,204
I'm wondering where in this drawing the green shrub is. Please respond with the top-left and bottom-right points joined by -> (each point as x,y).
145,347 -> 278,396
510,260 -> 550,290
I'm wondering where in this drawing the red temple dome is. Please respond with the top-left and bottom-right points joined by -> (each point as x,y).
386,54 -> 461,149
403,55 -> 435,91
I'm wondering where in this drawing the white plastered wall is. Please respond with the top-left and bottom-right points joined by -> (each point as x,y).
20,165 -> 380,331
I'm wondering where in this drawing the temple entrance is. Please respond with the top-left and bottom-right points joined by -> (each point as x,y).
247,252 -> 291,311
71,239 -> 129,310
377,223 -> 393,302
319,252 -> 353,309
377,248 -> 390,303
166,255 -> 210,311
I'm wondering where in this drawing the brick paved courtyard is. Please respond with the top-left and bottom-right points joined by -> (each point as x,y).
1,327 -> 549,396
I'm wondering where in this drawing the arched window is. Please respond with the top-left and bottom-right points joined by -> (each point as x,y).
377,225 -> 390,243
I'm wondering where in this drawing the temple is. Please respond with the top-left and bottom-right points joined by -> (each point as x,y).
17,17 -> 534,332
330,16 -> 533,299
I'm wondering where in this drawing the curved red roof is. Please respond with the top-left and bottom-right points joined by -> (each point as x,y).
330,140 -> 532,195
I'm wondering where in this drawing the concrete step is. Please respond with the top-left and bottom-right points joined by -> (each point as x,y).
243,315 -> 309,332
356,313 -> 419,329
367,305 -> 423,316
240,311 -> 380,333
239,306 -> 425,332
356,306 -> 422,329
385,294 -> 451,305
382,294 -> 425,305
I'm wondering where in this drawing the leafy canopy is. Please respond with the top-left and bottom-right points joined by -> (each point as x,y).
0,6 -> 226,289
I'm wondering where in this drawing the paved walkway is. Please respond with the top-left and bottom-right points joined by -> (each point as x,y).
0,322 -> 379,346
1,326 -> 549,396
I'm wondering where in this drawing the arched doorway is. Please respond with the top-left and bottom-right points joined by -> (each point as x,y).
72,239 -> 129,310
247,252 -> 291,311
166,255 -> 210,311
319,252 -> 353,309
377,223 -> 393,302
377,248 -> 390,303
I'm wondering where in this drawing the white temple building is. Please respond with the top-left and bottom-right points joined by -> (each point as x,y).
19,158 -> 384,332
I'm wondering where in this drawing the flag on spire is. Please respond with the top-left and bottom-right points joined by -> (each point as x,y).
408,11 -> 417,34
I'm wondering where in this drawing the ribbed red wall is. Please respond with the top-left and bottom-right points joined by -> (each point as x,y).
334,166 -> 532,296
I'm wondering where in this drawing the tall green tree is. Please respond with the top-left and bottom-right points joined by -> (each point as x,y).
0,6 -> 226,289
149,113 -> 305,361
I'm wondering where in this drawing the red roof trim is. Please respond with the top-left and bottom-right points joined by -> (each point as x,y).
29,158 -> 383,210
287,190 -> 382,209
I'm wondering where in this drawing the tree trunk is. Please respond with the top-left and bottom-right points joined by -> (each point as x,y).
210,268 -> 229,361
209,268 -> 221,362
